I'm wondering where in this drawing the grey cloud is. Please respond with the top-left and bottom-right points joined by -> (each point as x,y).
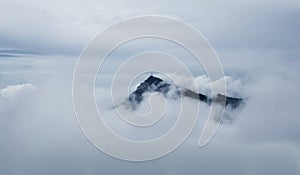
0,0 -> 300,174
1,0 -> 299,55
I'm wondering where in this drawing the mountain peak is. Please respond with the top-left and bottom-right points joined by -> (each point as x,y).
142,75 -> 163,86
129,75 -> 173,109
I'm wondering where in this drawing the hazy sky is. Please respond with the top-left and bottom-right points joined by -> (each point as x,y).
0,0 -> 300,174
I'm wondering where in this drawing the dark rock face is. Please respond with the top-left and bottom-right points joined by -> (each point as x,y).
128,75 -> 244,110
129,75 -> 180,110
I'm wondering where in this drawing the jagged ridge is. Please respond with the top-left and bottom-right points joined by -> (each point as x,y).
128,75 -> 244,110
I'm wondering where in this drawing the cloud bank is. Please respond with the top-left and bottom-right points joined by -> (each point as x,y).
0,0 -> 300,174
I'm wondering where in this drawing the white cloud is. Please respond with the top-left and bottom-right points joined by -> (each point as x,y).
0,83 -> 34,100
0,52 -> 299,174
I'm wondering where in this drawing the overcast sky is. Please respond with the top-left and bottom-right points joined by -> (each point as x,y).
0,0 -> 300,174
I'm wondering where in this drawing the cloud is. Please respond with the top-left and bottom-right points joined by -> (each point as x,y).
0,49 -> 299,174
0,83 -> 34,100
0,0 -> 300,174
1,0 -> 299,55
